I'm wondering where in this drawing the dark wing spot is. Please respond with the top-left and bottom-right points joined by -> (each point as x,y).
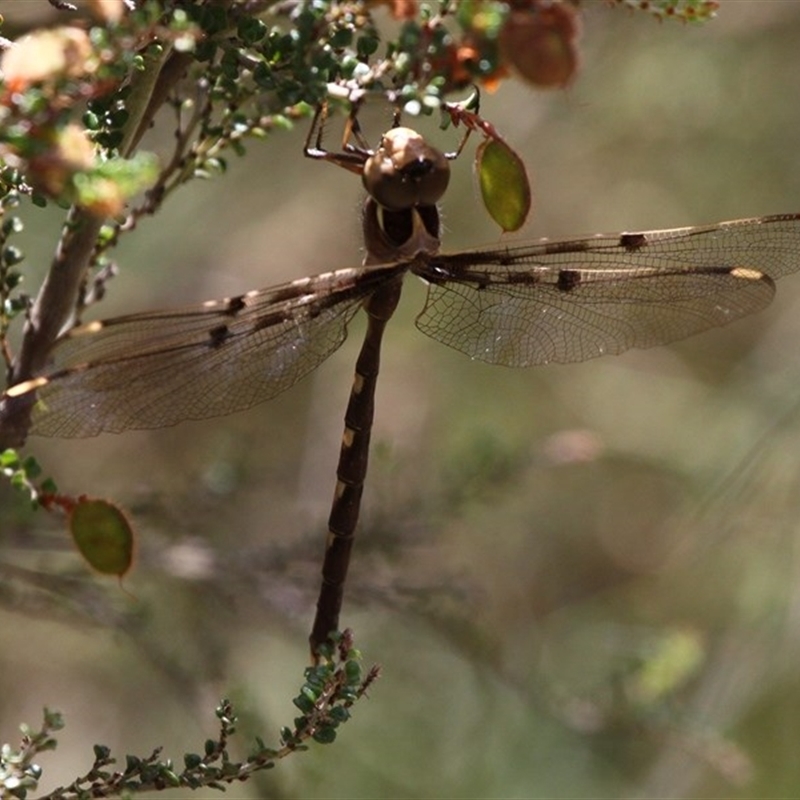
208,324 -> 231,348
557,269 -> 582,292
619,232 -> 647,250
506,271 -> 539,285
225,295 -> 247,314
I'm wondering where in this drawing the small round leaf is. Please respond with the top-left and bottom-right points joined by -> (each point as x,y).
476,138 -> 532,233
70,498 -> 134,577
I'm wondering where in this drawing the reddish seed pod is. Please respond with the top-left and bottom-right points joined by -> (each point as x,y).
499,3 -> 582,89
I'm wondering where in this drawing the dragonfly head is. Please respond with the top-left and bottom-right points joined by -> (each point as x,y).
363,127 -> 450,211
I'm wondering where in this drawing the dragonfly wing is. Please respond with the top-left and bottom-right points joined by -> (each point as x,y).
413,214 -> 800,366
12,268 -> 389,437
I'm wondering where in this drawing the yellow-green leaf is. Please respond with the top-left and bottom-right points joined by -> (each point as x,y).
476,138 -> 531,233
70,498 -> 134,577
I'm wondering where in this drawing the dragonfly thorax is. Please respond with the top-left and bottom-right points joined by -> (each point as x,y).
362,127 -> 449,211
363,199 -> 441,266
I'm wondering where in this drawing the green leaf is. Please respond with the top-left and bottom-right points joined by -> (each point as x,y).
312,726 -> 337,745
0,449 -> 20,469
476,138 -> 531,233
43,708 -> 64,730
93,744 -> 111,760
329,706 -> 351,723
160,767 -> 181,787
344,659 -> 362,683
300,685 -> 320,703
1,215 -> 23,235
237,17 -> 267,45
3,245 -> 24,266
21,455 -> 41,479
292,693 -> 315,714
70,498 -> 134,577
72,152 -> 159,213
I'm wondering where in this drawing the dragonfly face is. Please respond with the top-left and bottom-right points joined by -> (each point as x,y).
362,127 -> 450,211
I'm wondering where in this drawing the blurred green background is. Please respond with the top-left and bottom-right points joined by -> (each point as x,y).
4,2 -> 800,797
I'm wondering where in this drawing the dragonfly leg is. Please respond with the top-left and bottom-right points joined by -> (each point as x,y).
303,100 -> 369,175
441,86 -> 481,160
343,99 -> 372,153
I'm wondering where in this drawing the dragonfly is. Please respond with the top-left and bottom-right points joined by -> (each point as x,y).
3,106 -> 800,656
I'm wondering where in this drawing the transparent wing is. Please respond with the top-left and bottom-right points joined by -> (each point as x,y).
414,214 -> 800,365
19,266 -> 399,437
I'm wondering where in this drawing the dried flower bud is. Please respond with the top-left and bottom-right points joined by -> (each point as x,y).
1,27 -> 94,92
499,3 -> 582,88
88,0 -> 127,24
28,123 -> 96,198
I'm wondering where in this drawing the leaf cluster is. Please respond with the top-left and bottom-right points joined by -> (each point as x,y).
0,632 -> 376,799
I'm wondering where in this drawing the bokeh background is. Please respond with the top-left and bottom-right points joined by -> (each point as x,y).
4,2 -> 800,797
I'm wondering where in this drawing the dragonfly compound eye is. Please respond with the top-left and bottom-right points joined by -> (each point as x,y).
363,127 -> 450,210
